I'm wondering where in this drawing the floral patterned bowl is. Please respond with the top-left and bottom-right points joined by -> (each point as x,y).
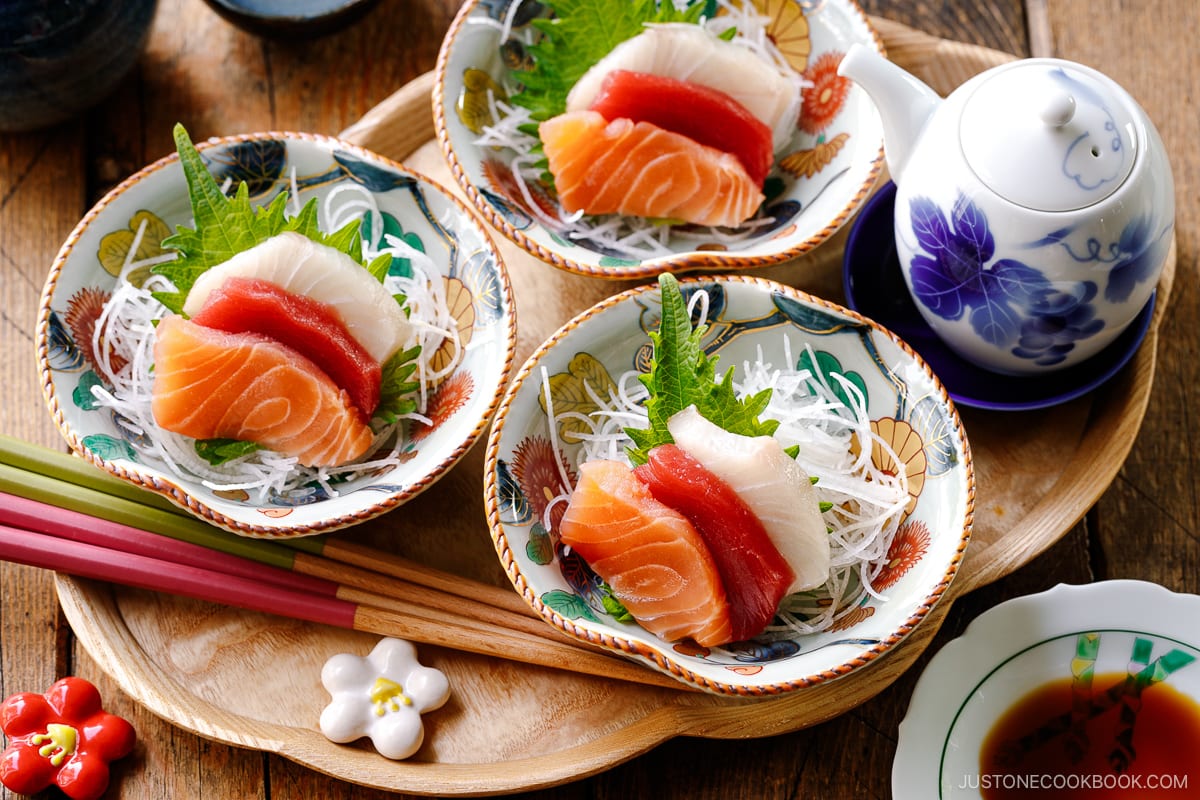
37,132 -> 516,537
484,275 -> 974,695
433,0 -> 885,280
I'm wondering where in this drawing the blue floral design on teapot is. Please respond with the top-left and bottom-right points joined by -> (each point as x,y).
907,193 -> 1106,368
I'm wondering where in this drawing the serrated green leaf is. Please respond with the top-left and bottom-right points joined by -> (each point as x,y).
599,584 -> 634,623
375,345 -> 423,424
319,217 -> 366,262
194,438 -> 262,466
366,253 -> 392,283
153,124 -> 382,312
625,273 -> 781,464
508,0 -> 707,123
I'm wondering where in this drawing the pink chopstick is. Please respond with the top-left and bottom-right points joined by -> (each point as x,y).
0,490 -> 338,596
0,521 -> 690,689
0,522 -> 357,627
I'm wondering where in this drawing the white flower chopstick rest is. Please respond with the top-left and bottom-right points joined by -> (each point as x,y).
319,638 -> 450,759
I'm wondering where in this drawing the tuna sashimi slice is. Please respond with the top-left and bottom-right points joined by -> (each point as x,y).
588,70 -> 774,187
182,232 -> 411,364
539,110 -> 765,227
152,315 -> 375,468
190,276 -> 382,423
559,459 -> 734,647
565,24 -> 801,152
634,444 -> 794,643
667,406 -> 831,594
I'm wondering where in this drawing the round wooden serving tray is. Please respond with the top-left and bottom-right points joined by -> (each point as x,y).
54,18 -> 1176,797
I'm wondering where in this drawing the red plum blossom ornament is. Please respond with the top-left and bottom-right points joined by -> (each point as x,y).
0,677 -> 135,800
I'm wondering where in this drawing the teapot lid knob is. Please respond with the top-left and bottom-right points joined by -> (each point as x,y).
959,60 -> 1138,212
1039,91 -> 1076,128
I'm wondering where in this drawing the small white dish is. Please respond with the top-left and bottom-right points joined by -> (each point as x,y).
893,580 -> 1200,798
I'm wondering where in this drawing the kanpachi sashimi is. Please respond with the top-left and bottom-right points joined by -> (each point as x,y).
565,24 -> 801,153
667,406 -> 831,594
182,232 -> 411,364
539,111 -> 765,227
559,459 -> 734,647
152,315 -> 375,468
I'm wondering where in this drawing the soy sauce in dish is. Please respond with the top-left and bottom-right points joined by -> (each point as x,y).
978,673 -> 1200,798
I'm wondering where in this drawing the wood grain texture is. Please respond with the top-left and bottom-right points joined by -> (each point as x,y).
0,0 -> 1194,797
1049,0 -> 1200,595
50,20 -> 1175,797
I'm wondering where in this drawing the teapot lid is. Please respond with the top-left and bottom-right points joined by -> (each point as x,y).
959,59 -> 1138,212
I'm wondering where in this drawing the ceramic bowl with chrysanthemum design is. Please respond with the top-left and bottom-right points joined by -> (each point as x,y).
37,132 -> 516,537
484,275 -> 974,694
434,0 -> 885,279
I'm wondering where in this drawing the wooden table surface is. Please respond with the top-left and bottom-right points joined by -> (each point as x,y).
1,0 -> 1196,797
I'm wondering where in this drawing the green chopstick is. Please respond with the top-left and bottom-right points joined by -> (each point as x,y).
0,461 -> 299,570
0,435 -> 546,622
0,435 -> 326,554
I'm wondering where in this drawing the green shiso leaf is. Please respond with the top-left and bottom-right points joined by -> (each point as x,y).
600,584 -> 634,623
150,123 -> 420,431
375,344 -> 423,425
152,123 -> 391,314
624,273 -> 781,465
509,0 -> 708,124
194,438 -> 262,466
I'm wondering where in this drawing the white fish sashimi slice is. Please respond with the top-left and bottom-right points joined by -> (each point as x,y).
667,405 -> 830,595
565,24 -> 801,153
181,232 -> 411,364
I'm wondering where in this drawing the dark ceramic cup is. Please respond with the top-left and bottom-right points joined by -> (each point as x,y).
0,0 -> 157,133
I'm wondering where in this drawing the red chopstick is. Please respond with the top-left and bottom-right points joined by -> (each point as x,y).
0,519 -> 691,690
0,491 -> 338,596
0,523 -> 358,628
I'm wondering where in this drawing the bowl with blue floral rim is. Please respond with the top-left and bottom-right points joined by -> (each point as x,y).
483,274 -> 975,695
433,0 -> 886,280
37,131 -> 517,537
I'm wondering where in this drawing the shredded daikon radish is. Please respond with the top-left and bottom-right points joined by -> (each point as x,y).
539,318 -> 911,640
467,0 -> 806,259
87,184 -> 466,502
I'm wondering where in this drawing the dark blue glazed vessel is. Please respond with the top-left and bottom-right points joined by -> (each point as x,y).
200,0 -> 380,38
0,0 -> 157,133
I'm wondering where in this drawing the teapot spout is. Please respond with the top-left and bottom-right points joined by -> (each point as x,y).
838,43 -> 941,183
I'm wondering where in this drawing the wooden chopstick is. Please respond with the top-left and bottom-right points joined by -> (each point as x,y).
0,463 -> 581,649
0,440 -> 694,691
0,435 -> 537,618
0,521 -> 692,689
0,486 -> 577,648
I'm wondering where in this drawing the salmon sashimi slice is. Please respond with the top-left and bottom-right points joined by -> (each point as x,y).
539,110 -> 765,227
559,459 -> 734,647
634,444 -> 795,643
588,70 -> 774,187
152,315 -> 374,468
189,277 -> 382,423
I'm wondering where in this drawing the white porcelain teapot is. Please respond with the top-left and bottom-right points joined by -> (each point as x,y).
838,44 -> 1174,375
